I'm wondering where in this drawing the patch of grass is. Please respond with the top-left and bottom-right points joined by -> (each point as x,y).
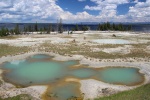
94,44 -> 122,48
61,35 -> 73,38
0,80 -> 2,85
0,44 -> 30,57
0,36 -> 19,40
95,84 -> 150,100
0,94 -> 33,100
40,43 -> 119,59
81,52 -> 121,59
131,43 -> 148,48
40,42 -> 150,59
40,42 -> 91,55
32,36 -> 48,38
126,48 -> 150,58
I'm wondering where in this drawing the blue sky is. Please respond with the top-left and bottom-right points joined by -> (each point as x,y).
57,0 -> 99,15
117,3 -> 136,15
0,0 -> 149,23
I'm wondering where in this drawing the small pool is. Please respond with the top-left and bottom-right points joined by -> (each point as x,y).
92,39 -> 130,44
47,82 -> 81,100
0,54 -> 145,100
96,67 -> 144,86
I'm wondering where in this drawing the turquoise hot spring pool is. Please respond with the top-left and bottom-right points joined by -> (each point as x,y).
0,54 -> 144,100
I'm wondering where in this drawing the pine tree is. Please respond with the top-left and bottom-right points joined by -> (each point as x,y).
97,24 -> 101,30
0,29 -> 2,37
128,25 -> 132,31
106,22 -> 111,29
47,24 -> 52,34
28,25 -> 32,32
112,23 -> 116,30
0,27 -> 9,36
82,25 -> 88,31
14,24 -> 20,35
44,26 -> 47,32
10,29 -> 14,35
75,24 -> 79,31
58,18 -> 63,33
100,24 -> 104,31
118,23 -> 123,31
34,22 -> 38,32
24,26 -> 28,33
5,28 -> 9,35
40,28 -> 43,34
104,23 -> 108,30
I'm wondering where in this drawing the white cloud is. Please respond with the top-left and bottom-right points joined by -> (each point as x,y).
84,0 -> 128,18
0,0 -> 149,23
84,0 -> 150,22
0,0 -> 63,22
0,0 -> 94,23
85,5 -> 102,10
127,0 -> 150,22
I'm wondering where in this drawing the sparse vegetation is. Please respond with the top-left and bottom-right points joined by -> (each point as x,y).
0,35 -> 20,39
94,44 -> 122,48
0,80 -> 3,85
0,44 -> 30,57
126,48 -> 149,58
0,94 -> 33,100
40,42 -> 150,59
95,84 -> 150,100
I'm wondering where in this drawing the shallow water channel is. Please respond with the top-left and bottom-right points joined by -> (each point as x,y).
0,54 -> 144,100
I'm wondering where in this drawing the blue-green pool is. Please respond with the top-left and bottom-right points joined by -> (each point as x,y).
0,54 -> 144,100
96,67 -> 144,85
92,39 -> 130,44
47,82 -> 81,100
2,55 -> 77,86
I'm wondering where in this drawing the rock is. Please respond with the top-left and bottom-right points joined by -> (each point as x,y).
101,88 -> 117,96
102,88 -> 109,94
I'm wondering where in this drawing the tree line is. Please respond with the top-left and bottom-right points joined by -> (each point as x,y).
0,24 -> 20,37
71,24 -> 89,31
23,23 -> 55,34
97,22 -> 132,31
0,22 -> 132,37
0,23 -> 55,37
71,22 -> 132,32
